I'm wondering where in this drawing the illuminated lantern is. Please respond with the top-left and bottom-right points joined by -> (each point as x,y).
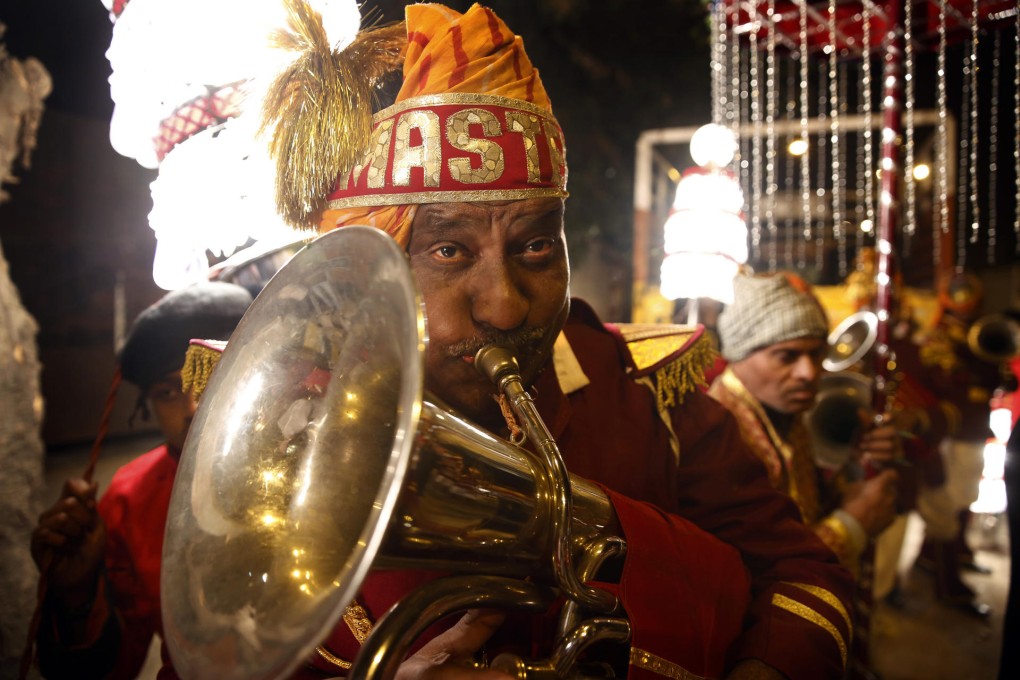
660,124 -> 747,304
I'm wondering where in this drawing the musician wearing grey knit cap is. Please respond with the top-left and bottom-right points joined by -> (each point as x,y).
708,272 -> 901,572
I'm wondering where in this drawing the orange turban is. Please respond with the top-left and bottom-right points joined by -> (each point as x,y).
319,3 -> 565,247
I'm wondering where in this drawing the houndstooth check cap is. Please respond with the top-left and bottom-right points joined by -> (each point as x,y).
717,272 -> 829,362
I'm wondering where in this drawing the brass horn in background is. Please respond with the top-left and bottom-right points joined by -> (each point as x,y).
822,310 -> 878,373
806,371 -> 873,471
808,311 -> 879,470
967,312 -> 1020,363
160,227 -> 628,680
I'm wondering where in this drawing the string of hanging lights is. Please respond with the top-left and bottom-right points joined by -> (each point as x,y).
815,63 -> 828,273
1015,7 -> 1020,255
956,39 -> 971,269
784,64 -> 798,267
987,31 -> 1000,263
936,0 -> 950,270
749,10 -> 765,261
967,0 -> 982,253
860,0 -> 876,247
707,0 -> 1017,285
798,0 -> 813,269
828,0 -> 847,278
766,0 -> 780,270
903,0 -> 917,249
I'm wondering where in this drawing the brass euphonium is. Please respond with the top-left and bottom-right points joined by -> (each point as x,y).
160,227 -> 629,680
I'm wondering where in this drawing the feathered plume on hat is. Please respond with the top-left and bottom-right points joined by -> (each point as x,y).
259,0 -> 406,229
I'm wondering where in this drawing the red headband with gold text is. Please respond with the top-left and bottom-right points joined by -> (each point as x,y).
327,93 -> 568,209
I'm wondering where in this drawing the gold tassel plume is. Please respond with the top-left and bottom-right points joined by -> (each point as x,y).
260,0 -> 406,230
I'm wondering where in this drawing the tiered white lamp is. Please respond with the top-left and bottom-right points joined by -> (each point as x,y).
660,124 -> 748,309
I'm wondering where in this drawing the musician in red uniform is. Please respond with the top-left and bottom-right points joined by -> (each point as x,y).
30,282 -> 253,679
180,4 -> 857,679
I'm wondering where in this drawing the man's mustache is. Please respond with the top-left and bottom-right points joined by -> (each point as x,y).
444,327 -> 549,360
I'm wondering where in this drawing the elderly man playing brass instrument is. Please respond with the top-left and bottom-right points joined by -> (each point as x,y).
158,4 -> 854,680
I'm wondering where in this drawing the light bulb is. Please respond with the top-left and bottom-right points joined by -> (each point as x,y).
690,124 -> 738,168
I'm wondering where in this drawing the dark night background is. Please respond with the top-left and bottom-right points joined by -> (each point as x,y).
1,0 -> 1017,447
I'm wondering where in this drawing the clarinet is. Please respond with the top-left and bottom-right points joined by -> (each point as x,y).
849,5 -> 904,677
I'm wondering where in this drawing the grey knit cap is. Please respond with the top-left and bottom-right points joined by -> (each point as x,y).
717,273 -> 829,362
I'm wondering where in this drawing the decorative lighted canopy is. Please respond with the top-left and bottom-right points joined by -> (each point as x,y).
99,0 -> 360,288
720,0 -> 1017,53
660,124 -> 748,305
704,0 -> 1018,283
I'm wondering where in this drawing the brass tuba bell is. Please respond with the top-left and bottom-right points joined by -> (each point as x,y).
967,312 -> 1020,363
160,227 -> 627,680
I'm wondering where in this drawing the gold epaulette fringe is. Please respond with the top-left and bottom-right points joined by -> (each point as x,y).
181,340 -> 228,401
652,333 -> 717,412
618,325 -> 715,464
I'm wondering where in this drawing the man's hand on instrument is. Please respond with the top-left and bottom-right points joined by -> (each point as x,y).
395,610 -> 514,680
841,468 -> 900,537
856,412 -> 904,468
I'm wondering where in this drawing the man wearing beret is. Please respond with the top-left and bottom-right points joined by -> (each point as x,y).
157,4 -> 862,680
30,281 -> 253,679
